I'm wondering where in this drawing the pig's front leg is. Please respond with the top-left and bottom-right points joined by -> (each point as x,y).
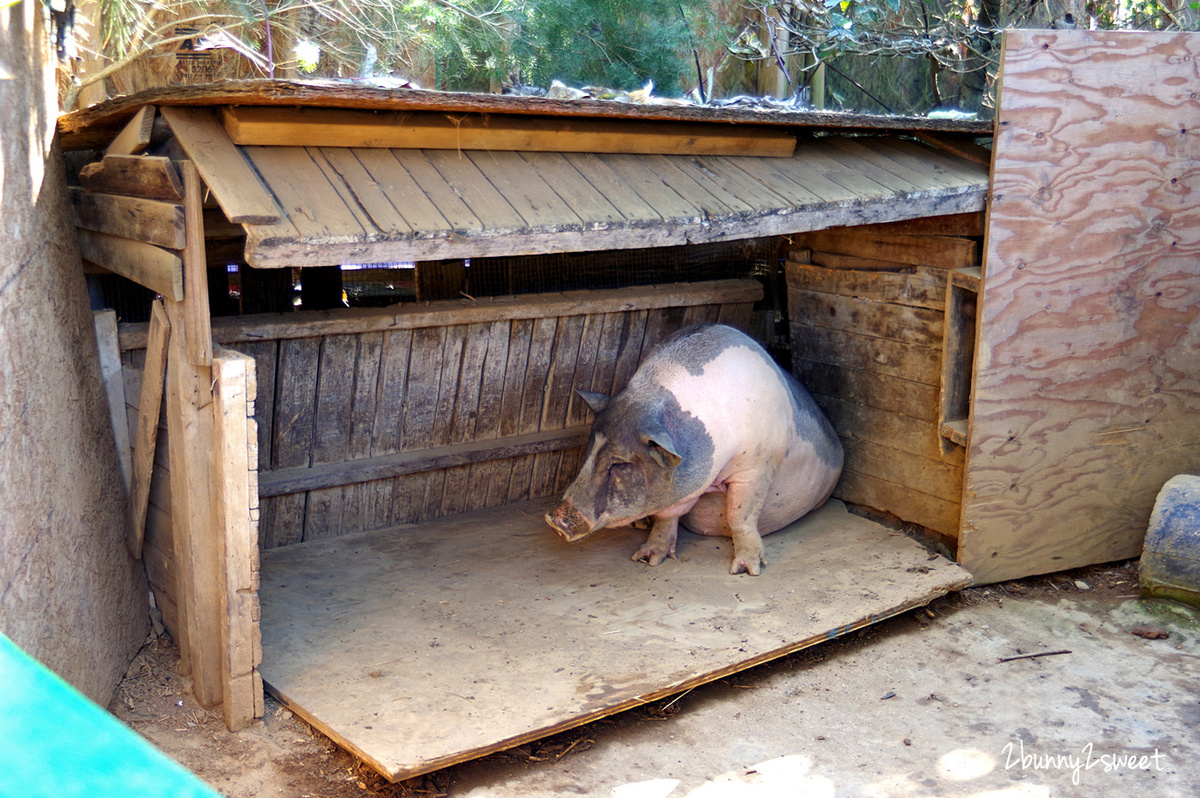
632,515 -> 679,566
724,478 -> 771,576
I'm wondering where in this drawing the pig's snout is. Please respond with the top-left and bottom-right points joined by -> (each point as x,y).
546,502 -> 594,542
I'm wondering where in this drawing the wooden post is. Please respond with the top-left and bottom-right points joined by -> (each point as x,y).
212,347 -> 264,730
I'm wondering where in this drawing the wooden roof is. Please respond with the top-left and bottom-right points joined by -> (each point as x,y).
64,83 -> 991,268
233,136 -> 988,268
58,79 -> 992,151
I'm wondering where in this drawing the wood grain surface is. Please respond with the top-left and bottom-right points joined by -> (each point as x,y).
959,30 -> 1200,583
258,498 -> 970,782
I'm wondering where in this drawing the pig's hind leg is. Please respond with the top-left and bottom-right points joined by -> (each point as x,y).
632,515 -> 680,567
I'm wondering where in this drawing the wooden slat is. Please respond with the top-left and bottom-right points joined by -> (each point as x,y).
118,280 -> 763,350
797,230 -> 977,270
79,155 -> 184,200
129,301 -> 170,559
813,393 -> 961,464
959,30 -> 1200,583
105,104 -> 155,156
507,317 -> 557,502
559,152 -> 662,223
259,426 -> 592,498
303,335 -> 358,540
784,260 -> 947,311
915,132 -> 993,167
835,470 -> 961,537
530,315 -> 585,498
423,149 -> 527,231
71,188 -> 186,250
368,330 -> 413,529
222,106 -> 797,157
839,436 -> 963,504
792,358 -> 938,423
265,337 -> 320,548
516,151 -> 626,226
242,146 -> 365,240
315,148 -> 414,235
466,150 -> 583,229
440,323 -> 492,516
180,161 -> 213,366
77,229 -> 183,300
789,288 -> 944,348
792,327 -> 941,386
340,332 -> 384,534
160,106 -> 280,224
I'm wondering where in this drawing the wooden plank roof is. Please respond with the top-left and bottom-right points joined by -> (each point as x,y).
58,79 -> 992,151
227,134 -> 988,268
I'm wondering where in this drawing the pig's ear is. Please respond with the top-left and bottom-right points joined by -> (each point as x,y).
640,427 -> 682,469
576,389 -> 610,414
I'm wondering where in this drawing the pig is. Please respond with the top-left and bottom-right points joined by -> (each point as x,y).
545,323 -> 842,575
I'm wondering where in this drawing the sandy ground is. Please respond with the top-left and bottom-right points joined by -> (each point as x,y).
108,561 -> 1200,797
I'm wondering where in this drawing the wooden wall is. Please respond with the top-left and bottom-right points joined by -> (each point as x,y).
119,280 -> 759,551
785,214 -> 983,542
959,30 -> 1200,583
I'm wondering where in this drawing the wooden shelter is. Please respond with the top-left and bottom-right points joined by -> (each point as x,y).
56,31 -> 1199,780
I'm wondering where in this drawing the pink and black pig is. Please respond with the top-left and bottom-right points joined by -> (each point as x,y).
545,323 -> 842,575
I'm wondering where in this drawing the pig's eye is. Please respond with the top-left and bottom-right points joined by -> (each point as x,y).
608,461 -> 632,476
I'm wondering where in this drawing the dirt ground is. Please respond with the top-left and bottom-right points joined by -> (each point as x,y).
108,560 -> 1199,797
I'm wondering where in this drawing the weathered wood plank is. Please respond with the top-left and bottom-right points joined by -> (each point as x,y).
105,104 -> 155,156
424,149 -> 527,232
792,357 -> 938,423
93,310 -> 133,494
303,335 -> 358,540
257,497 -> 969,782
160,106 -> 280,224
959,30 -> 1200,583
465,320 -> 513,510
508,318 -> 557,502
341,332 -> 384,534
163,297 -> 221,705
180,161 -> 213,366
839,436 -> 963,504
265,338 -> 320,547
349,148 -> 451,234
789,288 -> 944,348
517,151 -> 626,226
797,230 -> 977,270
792,326 -> 942,386
835,470 -> 961,537
531,315 -> 585,498
211,347 -> 263,730
222,106 -> 797,157
466,150 -> 584,229
242,146 -> 365,240
79,155 -> 184,200
129,301 -> 170,559
813,393 -> 963,464
391,327 -> 445,524
71,188 -> 186,249
258,427 -> 592,498
78,229 -> 183,301
784,260 -> 946,311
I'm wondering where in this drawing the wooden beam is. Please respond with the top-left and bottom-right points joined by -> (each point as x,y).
160,106 -> 280,225
105,105 -> 156,156
916,132 -> 993,167
180,161 -> 213,366
221,106 -> 798,158
163,297 -> 223,708
128,300 -> 170,560
79,155 -> 184,200
211,347 -> 264,731
258,426 -> 591,498
77,229 -> 183,300
71,188 -> 186,250
796,230 -> 978,270
116,279 -> 763,350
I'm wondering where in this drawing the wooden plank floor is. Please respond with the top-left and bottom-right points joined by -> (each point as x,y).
258,498 -> 971,782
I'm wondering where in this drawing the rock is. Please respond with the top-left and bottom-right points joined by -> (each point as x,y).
1131,624 -> 1170,640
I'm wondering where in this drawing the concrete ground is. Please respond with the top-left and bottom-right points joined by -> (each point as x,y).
110,561 -> 1200,797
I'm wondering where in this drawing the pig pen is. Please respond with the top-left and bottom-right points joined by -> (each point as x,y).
61,81 -> 1001,781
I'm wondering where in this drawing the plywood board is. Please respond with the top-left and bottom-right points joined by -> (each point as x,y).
959,30 -> 1200,583
258,498 -> 970,782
